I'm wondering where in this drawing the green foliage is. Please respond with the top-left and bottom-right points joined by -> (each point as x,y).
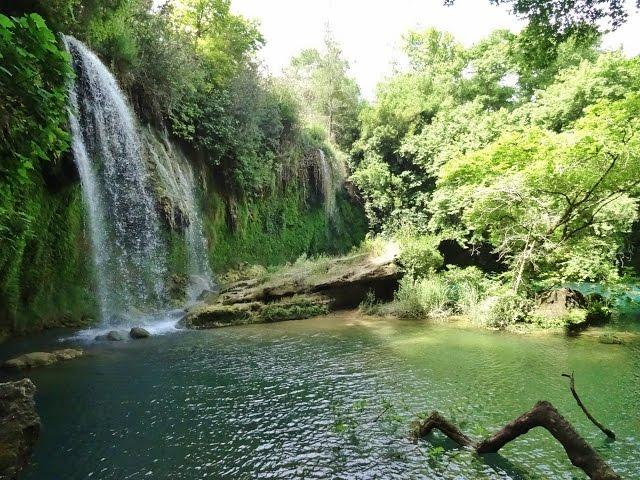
259,297 -> 328,323
0,13 -> 72,183
203,185 -> 367,272
393,276 -> 450,319
284,32 -> 362,151
516,53 -> 640,132
434,95 -> 640,287
351,26 -> 600,234
0,13 -> 94,335
482,290 -> 533,328
447,0 -> 625,87
0,180 -> 96,336
396,235 -> 443,278
353,23 -> 640,289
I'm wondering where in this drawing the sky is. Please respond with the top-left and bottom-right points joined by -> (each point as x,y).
230,0 -> 640,100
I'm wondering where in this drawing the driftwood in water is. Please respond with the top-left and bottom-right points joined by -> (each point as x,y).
413,400 -> 620,480
562,372 -> 616,440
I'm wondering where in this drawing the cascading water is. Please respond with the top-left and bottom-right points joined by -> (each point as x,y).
63,36 -> 212,327
315,149 -> 338,219
143,128 -> 213,301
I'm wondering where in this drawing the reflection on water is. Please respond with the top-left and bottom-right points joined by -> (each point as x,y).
2,313 -> 638,479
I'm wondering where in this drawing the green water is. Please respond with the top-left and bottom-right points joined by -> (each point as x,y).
2,314 -> 639,479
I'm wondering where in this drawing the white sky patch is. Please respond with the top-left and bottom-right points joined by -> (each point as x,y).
230,0 -> 640,100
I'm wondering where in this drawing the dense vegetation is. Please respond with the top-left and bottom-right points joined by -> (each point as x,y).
2,0 -> 640,334
0,0 -> 366,337
351,23 -> 640,327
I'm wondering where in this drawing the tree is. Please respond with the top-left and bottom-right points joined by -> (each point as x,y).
431,95 -> 640,289
284,32 -> 361,151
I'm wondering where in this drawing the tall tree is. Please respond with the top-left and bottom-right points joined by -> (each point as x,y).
284,31 -> 361,151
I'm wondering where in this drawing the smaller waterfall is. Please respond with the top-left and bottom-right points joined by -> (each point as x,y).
143,129 -> 213,301
315,149 -> 339,219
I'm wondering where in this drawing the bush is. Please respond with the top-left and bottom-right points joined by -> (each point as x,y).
442,266 -> 490,309
397,235 -> 443,278
585,293 -> 614,324
482,291 -> 533,328
392,276 -> 450,319
359,290 -> 381,315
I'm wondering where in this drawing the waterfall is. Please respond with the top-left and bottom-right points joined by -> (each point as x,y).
316,149 -> 337,219
63,36 -> 212,326
143,128 -> 213,301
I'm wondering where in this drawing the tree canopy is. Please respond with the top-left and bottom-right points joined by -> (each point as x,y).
351,23 -> 640,289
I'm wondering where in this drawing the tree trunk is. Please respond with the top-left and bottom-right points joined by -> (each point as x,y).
413,401 -> 620,480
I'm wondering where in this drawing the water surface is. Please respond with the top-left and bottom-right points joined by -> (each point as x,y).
2,313 -> 639,479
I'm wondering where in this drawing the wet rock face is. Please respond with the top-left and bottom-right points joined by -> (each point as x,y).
0,379 -> 40,479
2,349 -> 84,372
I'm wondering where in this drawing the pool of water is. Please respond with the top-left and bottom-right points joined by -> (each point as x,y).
2,313 -> 639,479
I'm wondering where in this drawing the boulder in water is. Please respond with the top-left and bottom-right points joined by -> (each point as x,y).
95,330 -> 125,341
107,330 -> 125,341
52,349 -> 84,362
2,349 -> 84,372
2,353 -> 56,371
130,327 -> 150,339
0,379 -> 40,479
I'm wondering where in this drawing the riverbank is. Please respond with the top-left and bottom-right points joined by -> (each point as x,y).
178,239 -> 640,343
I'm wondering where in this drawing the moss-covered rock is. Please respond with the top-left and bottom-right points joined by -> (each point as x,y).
180,302 -> 263,329
2,349 -> 83,372
258,296 -> 329,322
181,244 -> 400,329
0,379 -> 40,479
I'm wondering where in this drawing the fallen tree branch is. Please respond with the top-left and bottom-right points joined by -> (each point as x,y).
413,401 -> 620,480
562,372 -> 616,440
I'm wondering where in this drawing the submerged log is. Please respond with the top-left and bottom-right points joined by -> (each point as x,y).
562,372 -> 616,440
413,401 -> 620,480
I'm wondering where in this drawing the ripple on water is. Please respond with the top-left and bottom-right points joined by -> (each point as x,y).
15,314 -> 640,479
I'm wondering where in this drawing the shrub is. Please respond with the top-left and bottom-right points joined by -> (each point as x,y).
397,235 -> 443,278
415,277 -> 450,317
442,266 -> 491,310
359,290 -> 381,315
392,276 -> 451,319
482,291 -> 533,328
585,293 -> 614,324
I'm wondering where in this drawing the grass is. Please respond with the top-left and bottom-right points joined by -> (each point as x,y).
360,265 -> 543,329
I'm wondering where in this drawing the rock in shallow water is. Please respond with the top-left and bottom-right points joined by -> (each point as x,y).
2,349 -> 84,372
95,330 -> 126,341
0,379 -> 40,479
129,327 -> 150,339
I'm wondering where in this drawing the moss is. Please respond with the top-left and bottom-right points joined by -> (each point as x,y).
0,173 -> 96,336
182,302 -> 260,328
202,183 -> 366,272
598,333 -> 625,345
182,295 -> 329,329
529,308 -> 588,329
259,297 -> 328,322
